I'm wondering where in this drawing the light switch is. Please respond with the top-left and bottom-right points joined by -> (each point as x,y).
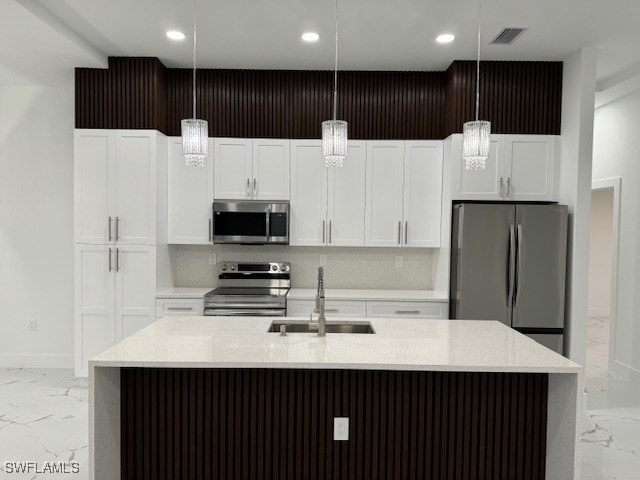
319,255 -> 327,266
209,254 -> 217,265
334,417 -> 349,441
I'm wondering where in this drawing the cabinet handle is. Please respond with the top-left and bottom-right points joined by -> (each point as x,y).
166,307 -> 194,311
499,177 -> 504,198
108,248 -> 112,272
506,177 -> 511,198
246,178 -> 250,198
325,308 -> 339,313
329,221 -> 332,244
209,219 -> 212,243
322,220 -> 326,243
115,248 -> 119,272
253,178 -> 257,197
115,217 -> 119,241
404,221 -> 408,245
108,217 -> 112,241
395,310 -> 421,315
398,221 -> 401,245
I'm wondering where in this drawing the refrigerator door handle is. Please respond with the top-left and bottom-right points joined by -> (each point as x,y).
515,224 -> 523,307
508,225 -> 515,307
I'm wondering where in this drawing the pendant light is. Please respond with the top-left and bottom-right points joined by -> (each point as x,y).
181,0 -> 208,167
462,0 -> 491,170
322,0 -> 347,168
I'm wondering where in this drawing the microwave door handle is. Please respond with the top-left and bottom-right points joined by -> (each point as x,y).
265,205 -> 271,241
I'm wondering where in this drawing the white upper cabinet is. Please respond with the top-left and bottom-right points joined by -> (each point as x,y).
403,141 -> 443,247
214,138 -> 290,200
114,131 -> 157,245
74,130 -> 116,244
365,141 -> 406,247
74,129 -> 160,245
503,135 -> 556,201
168,137 -> 214,244
327,141 -> 366,246
451,133 -> 557,201
252,139 -> 290,200
290,141 -> 328,246
214,138 -> 252,199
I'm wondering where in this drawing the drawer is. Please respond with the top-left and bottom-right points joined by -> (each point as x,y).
155,298 -> 204,317
286,299 -> 367,318
366,301 -> 446,319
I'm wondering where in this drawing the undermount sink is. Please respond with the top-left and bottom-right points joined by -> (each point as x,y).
268,320 -> 375,334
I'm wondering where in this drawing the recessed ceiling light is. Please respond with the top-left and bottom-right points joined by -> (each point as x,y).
301,32 -> 320,43
436,33 -> 455,44
166,30 -> 186,41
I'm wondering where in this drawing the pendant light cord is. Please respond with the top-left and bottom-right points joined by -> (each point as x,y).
332,0 -> 339,121
475,0 -> 481,122
192,0 -> 198,119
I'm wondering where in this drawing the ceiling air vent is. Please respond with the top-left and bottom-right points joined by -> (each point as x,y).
490,27 -> 528,45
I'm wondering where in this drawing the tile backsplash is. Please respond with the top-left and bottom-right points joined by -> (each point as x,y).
172,245 -> 434,290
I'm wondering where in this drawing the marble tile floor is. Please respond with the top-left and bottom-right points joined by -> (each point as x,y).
0,316 -> 639,479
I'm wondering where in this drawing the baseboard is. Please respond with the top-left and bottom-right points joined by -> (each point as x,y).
588,307 -> 610,317
0,354 -> 74,369
611,359 -> 640,385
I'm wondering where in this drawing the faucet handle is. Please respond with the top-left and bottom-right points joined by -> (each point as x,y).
279,324 -> 287,336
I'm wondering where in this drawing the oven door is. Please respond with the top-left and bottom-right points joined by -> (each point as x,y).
204,308 -> 286,316
212,201 -> 289,244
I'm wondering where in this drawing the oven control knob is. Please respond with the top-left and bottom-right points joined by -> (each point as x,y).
221,264 -> 228,271
229,265 -> 236,271
280,264 -> 289,272
271,265 -> 278,272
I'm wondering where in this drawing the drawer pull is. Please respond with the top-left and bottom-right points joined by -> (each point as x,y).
395,310 -> 421,315
325,308 -> 339,313
166,307 -> 194,311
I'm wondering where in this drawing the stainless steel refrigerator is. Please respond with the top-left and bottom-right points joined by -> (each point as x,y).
449,203 -> 568,354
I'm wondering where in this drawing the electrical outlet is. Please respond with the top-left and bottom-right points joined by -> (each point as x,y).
334,417 -> 349,441
395,256 -> 404,268
208,254 -> 217,265
319,255 -> 327,266
28,320 -> 37,332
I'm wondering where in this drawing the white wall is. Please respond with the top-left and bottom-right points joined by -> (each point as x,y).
0,83 -> 75,368
587,188 -> 613,317
559,48 -> 597,365
593,89 -> 640,383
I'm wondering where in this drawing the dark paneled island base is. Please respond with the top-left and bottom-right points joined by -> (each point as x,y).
120,368 -> 548,480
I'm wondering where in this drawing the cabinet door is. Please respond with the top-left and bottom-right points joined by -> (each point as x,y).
504,135 -> 556,201
253,139 -> 290,200
214,138 -> 252,199
74,130 -> 115,244
403,141 -> 443,247
74,244 -> 116,376
365,141 -> 405,246
168,137 -> 214,244
115,131 -> 157,245
452,134 -> 505,200
327,141 -> 366,246
366,301 -> 446,319
290,141 -> 328,246
115,245 -> 156,340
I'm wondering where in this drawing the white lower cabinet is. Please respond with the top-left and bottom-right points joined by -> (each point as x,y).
155,298 -> 204,317
366,301 -> 446,319
286,300 -> 366,318
286,299 -> 446,319
74,244 -> 156,376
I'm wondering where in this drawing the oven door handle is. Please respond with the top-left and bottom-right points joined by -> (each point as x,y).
204,309 -> 286,316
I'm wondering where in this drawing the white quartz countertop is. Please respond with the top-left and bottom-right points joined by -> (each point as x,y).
91,316 -> 581,374
287,288 -> 448,302
156,287 -> 212,299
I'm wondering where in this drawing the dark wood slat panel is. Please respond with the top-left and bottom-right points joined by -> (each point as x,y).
76,58 -> 561,137
121,368 -> 548,480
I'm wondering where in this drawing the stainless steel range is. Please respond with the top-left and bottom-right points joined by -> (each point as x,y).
204,262 -> 290,316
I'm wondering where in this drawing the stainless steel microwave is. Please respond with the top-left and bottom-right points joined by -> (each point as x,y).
212,201 -> 289,245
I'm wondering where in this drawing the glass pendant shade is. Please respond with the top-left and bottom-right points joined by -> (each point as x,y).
181,118 -> 208,167
462,120 -> 491,170
322,120 -> 348,167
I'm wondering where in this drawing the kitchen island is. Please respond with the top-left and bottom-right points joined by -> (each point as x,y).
90,316 -> 582,479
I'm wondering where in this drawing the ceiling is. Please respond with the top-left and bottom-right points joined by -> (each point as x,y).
2,0 -> 640,92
